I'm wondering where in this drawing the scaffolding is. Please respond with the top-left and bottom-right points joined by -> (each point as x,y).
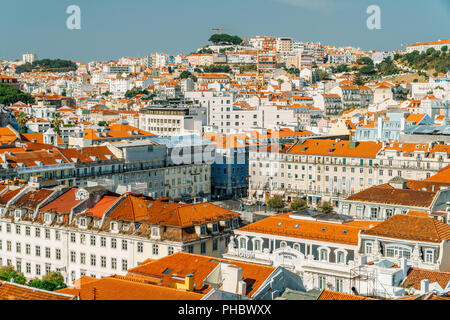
350,265 -> 391,299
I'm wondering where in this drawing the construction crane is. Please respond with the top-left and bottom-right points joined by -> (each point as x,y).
211,27 -> 229,34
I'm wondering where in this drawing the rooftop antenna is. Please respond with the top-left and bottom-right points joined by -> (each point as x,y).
211,27 -> 230,34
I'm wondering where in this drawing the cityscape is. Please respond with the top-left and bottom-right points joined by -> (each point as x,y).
0,0 -> 449,305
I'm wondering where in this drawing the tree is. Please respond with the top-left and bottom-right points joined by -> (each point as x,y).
0,266 -> 27,284
208,33 -> 242,45
51,113 -> 63,136
103,91 -> 112,96
319,71 -> 330,80
125,87 -> 149,98
441,46 -> 448,53
28,272 -> 67,291
317,201 -> 334,214
353,74 -> 366,86
267,195 -> 285,210
0,84 -> 34,105
97,121 -> 107,126
16,111 -> 29,133
61,89 -> 67,97
179,71 -> 192,79
356,57 -> 374,65
290,197 -> 307,211
359,65 -> 376,75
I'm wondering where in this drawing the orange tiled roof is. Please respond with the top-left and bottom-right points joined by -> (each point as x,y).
0,281 -> 75,300
317,290 -> 378,300
237,213 -> 375,245
403,268 -> 450,291
286,139 -> 382,158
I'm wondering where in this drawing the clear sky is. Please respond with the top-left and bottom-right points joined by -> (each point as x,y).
1,0 -> 449,63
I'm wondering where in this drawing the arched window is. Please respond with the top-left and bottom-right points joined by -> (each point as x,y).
320,249 -> 328,261
336,251 -> 345,264
254,239 -> 261,251
280,241 -> 287,248
293,243 -> 301,252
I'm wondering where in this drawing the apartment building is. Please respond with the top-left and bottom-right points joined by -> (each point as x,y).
0,185 -> 241,283
223,211 -> 379,294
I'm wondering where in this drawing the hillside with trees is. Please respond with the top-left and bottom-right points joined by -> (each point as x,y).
395,47 -> 449,74
15,59 -> 77,74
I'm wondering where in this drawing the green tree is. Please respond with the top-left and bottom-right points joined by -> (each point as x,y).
103,91 -> 112,96
319,71 -> 330,80
16,111 -> 29,133
441,46 -> 448,53
290,197 -> 307,211
353,74 -> 366,86
208,33 -> 242,45
359,65 -> 376,75
125,87 -> 149,98
61,89 -> 67,97
179,71 -> 192,79
0,266 -> 27,284
267,195 -> 286,210
97,121 -> 107,126
0,84 -> 35,105
51,113 -> 63,136
317,201 -> 334,214
28,272 -> 67,291
356,57 -> 374,65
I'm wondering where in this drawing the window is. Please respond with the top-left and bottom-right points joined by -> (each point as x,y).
239,238 -> 247,249
7,241 -> 11,252
370,207 -> 378,219
55,231 -> 61,241
111,258 -> 117,270
425,249 -> 434,263
100,237 -> 106,247
45,263 -> 51,275
254,239 -> 261,251
25,226 -> 30,236
121,259 -> 127,271
201,242 -> 206,254
111,238 -> 117,249
90,254 -> 96,266
35,227 -> 41,238
80,234 -> 85,244
320,249 -> 328,261
56,249 -> 61,260
45,247 -> 51,258
6,223 -> 11,233
386,245 -> 411,259
319,275 -> 326,290
212,223 -> 218,233
70,233 -> 76,243
16,242 -> 21,253
70,251 -> 76,263
90,235 -> 96,246
385,209 -> 393,218
35,245 -> 41,257
213,239 -> 218,251
16,225 -> 21,235
168,246 -> 174,255
101,256 -> 106,268
356,206 -> 363,217
36,264 -> 41,276
80,253 -> 86,264
152,244 -> 159,255
45,229 -> 50,239
122,240 -> 128,251
25,244 -> 30,255
337,251 -> 345,264
26,263 -> 31,274
365,242 -> 373,254
336,278 -> 344,292
200,225 -> 207,235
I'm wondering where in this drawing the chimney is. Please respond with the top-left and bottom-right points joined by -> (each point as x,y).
237,280 -> 247,296
420,279 -> 429,294
185,274 -> 194,292
221,264 -> 243,294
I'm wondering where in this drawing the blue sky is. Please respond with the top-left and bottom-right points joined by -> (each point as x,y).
1,0 -> 449,62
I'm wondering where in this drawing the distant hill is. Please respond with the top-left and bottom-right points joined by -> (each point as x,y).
15,59 -> 77,74
396,47 -> 449,75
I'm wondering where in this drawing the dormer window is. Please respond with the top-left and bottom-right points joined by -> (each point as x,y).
57,215 -> 63,223
200,225 -> 207,235
212,223 -> 218,233
44,213 -> 52,223
15,209 -> 23,220
232,218 -> 239,228
320,248 -> 328,261
110,222 -> 118,232
424,249 -> 434,263
79,218 -> 87,227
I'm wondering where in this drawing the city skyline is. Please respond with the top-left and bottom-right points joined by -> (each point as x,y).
1,0 -> 449,62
